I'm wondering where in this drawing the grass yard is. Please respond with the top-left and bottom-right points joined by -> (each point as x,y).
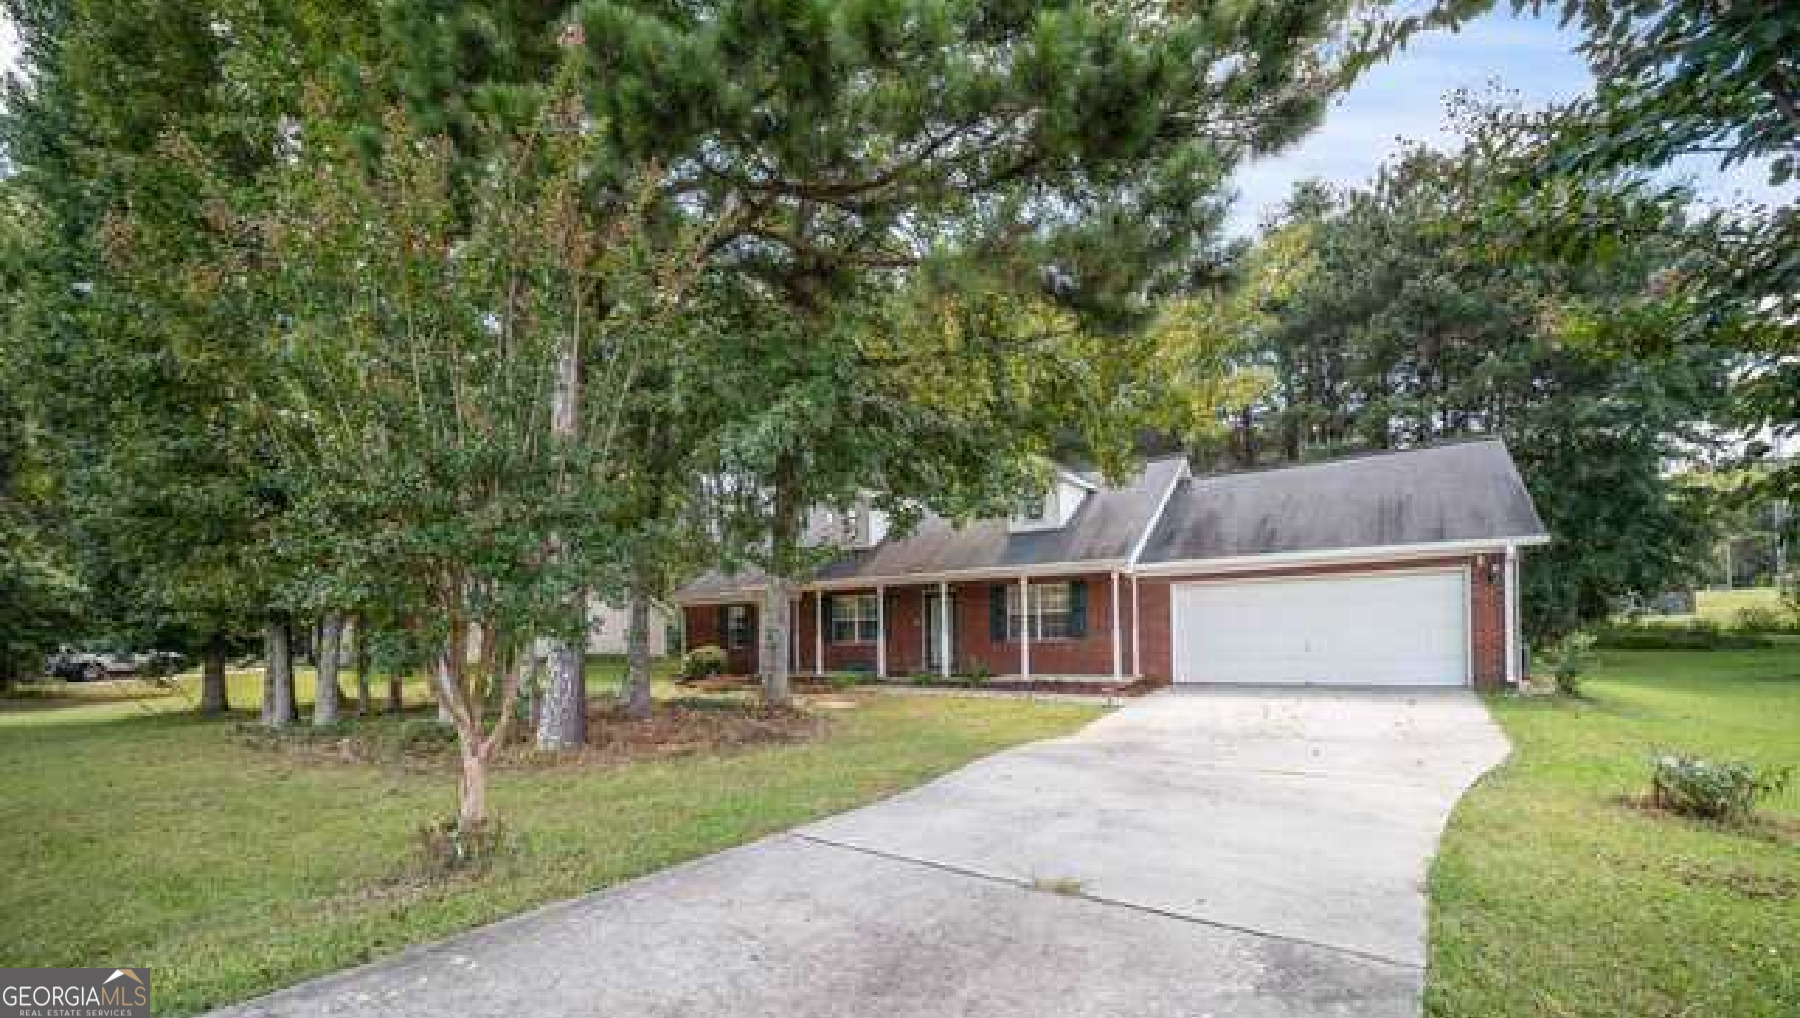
1427,649 -> 1800,1018
0,667 -> 1101,1015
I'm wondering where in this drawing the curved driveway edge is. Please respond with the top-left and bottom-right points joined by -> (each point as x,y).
211,688 -> 1509,1018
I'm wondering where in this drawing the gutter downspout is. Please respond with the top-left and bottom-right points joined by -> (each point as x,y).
1505,544 -> 1521,686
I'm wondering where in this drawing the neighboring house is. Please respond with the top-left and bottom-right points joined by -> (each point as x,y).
675,441 -> 1549,689
585,598 -> 676,658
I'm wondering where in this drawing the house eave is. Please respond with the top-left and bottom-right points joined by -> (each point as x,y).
673,558 -> 1134,604
1131,535 -> 1552,577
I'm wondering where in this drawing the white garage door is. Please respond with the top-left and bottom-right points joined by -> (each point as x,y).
1171,569 -> 1469,686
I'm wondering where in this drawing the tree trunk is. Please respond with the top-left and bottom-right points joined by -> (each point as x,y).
535,275 -> 587,748
459,751 -> 489,831
265,616 -> 295,728
388,668 -> 404,715
759,579 -> 792,707
260,625 -> 275,725
436,652 -> 455,722
199,632 -> 229,715
621,575 -> 654,721
313,612 -> 343,726
535,636 -> 586,748
759,463 -> 801,709
353,615 -> 371,717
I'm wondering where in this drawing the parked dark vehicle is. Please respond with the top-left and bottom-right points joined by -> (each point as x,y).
44,646 -> 186,681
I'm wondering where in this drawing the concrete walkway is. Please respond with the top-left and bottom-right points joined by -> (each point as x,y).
213,689 -> 1509,1018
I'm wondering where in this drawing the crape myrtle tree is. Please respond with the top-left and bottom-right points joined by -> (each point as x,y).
236,63 -> 730,831
570,0 -> 1383,705
1241,97 -> 1730,635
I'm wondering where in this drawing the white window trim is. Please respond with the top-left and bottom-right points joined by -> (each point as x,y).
1005,581 -> 1074,640
827,593 -> 881,645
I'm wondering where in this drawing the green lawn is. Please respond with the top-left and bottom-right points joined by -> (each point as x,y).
0,667 -> 1100,1015
1427,649 -> 1800,1018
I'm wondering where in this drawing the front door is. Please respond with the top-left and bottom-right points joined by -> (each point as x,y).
923,591 -> 954,671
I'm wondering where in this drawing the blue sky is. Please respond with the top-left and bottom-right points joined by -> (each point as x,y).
1227,8 -> 1793,236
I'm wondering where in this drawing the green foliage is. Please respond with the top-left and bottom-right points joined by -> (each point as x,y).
568,0 -> 1389,662
959,659 -> 994,682
1453,1 -> 1800,506
1650,752 -> 1793,824
680,645 -> 728,680
1235,95 -> 1728,637
1732,606 -> 1800,634
1542,630 -> 1597,695
1590,620 -> 1773,651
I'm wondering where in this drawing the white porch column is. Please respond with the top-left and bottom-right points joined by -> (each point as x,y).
813,591 -> 824,675
1504,545 -> 1521,685
938,580 -> 951,679
1130,574 -> 1141,677
1110,571 -> 1123,679
875,584 -> 887,679
1018,575 -> 1031,678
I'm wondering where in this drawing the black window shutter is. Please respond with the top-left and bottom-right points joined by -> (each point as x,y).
989,585 -> 1007,641
1069,581 -> 1089,639
716,605 -> 728,645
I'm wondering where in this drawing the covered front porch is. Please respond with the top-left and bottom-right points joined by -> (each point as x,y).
683,572 -> 1142,682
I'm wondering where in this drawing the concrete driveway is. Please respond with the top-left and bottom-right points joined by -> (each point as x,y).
215,689 -> 1508,1018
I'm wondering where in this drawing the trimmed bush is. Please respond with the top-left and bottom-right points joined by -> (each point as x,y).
1591,620 -> 1771,650
680,644 -> 728,680
1649,752 -> 1793,823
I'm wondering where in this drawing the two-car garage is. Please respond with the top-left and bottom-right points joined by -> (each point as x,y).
1169,568 -> 1472,687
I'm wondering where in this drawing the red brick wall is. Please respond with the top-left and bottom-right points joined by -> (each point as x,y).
949,573 -> 1126,678
689,555 -> 1511,687
680,604 -> 759,675
1136,554 -> 1510,689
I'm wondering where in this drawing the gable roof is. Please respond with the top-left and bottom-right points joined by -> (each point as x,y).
1136,440 -> 1547,566
676,456 -> 1186,599
675,440 -> 1548,601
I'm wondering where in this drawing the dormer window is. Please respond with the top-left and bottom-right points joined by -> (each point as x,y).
1009,468 -> 1095,533
1011,490 -> 1057,531
840,506 -> 865,546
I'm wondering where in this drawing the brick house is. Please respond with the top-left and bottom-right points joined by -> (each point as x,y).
676,441 -> 1549,689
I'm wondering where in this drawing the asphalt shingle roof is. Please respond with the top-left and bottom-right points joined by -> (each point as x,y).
676,440 -> 1547,600
1137,440 -> 1547,564
676,456 -> 1185,599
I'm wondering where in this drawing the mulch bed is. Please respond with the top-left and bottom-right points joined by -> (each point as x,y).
684,673 -> 1168,697
234,697 -> 832,771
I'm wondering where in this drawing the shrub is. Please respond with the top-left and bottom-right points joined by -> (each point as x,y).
394,718 -> 459,753
958,660 -> 993,682
416,815 -> 505,873
1649,752 -> 1793,823
680,644 -> 728,680
1733,606 -> 1800,634
1590,620 -> 1771,650
825,672 -> 861,691
1541,631 -> 1597,695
